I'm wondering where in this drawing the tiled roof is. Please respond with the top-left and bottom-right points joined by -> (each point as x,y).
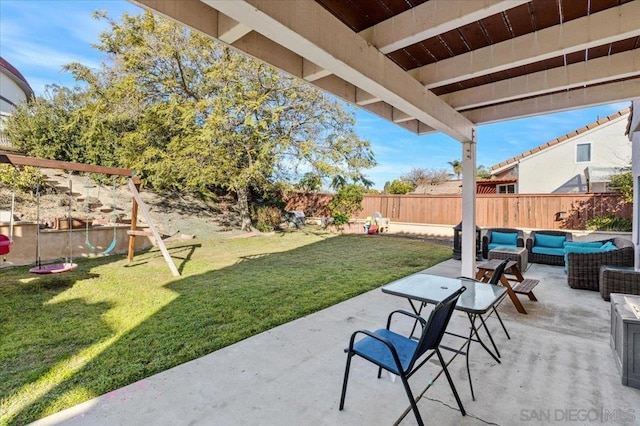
476,178 -> 517,194
412,178 -> 517,194
489,107 -> 631,173
412,180 -> 461,194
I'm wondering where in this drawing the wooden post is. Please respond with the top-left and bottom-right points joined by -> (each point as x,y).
127,179 -> 180,277
461,132 -> 478,278
128,179 -> 141,263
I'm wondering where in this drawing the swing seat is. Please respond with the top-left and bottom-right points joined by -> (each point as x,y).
29,263 -> 78,274
0,234 -> 12,255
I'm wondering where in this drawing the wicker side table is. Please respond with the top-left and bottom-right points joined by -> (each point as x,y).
610,294 -> 640,389
488,246 -> 528,273
599,266 -> 640,301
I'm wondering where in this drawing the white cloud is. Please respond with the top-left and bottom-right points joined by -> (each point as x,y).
0,1 -> 141,95
4,38 -> 101,71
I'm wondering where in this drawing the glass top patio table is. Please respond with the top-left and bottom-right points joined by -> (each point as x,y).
381,272 -> 507,403
381,273 -> 506,315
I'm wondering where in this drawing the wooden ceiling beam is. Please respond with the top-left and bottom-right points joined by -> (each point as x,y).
412,1 -> 640,89
217,15 -> 251,44
443,49 -> 640,110
302,59 -> 332,82
462,78 -> 640,124
360,0 -> 529,54
355,88 -> 380,106
134,0 -> 455,137
201,0 -> 475,142
131,0 -> 218,36
360,103 -> 433,134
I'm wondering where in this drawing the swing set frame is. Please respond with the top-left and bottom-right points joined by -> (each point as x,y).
0,152 -> 180,276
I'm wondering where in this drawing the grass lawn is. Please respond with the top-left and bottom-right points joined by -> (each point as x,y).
0,230 -> 451,425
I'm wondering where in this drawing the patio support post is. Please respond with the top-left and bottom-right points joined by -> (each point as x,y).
461,130 -> 478,277
630,100 -> 640,269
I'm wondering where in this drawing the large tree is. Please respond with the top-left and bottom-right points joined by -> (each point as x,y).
7,11 -> 375,230
401,167 -> 449,187
6,85 -> 122,168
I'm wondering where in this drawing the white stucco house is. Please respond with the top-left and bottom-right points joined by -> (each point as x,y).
489,107 -> 632,194
0,56 -> 34,149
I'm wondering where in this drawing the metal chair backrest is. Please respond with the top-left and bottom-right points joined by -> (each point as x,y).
488,259 -> 510,285
412,287 -> 466,365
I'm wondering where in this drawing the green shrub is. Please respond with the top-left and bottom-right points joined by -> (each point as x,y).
328,184 -> 364,220
0,165 -> 49,194
383,179 -> 414,194
610,171 -> 632,202
253,205 -> 283,232
332,212 -> 350,225
586,215 -> 632,232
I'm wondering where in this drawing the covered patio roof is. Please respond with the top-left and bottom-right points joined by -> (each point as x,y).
132,0 -> 640,143
130,0 -> 640,276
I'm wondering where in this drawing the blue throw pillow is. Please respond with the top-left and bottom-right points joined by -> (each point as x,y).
601,242 -> 617,251
564,246 -> 605,254
563,241 -> 603,248
492,231 -> 517,245
564,245 -> 607,272
535,234 -> 566,248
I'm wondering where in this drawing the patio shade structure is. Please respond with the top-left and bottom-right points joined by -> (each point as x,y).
132,0 -> 640,276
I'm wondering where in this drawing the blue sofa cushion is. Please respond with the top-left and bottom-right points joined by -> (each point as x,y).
563,241 -> 603,248
491,232 -> 518,246
488,242 -> 516,251
535,234 -> 566,248
531,246 -> 565,256
564,243 -> 617,255
563,244 -> 618,271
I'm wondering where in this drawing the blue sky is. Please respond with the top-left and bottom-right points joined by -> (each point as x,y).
1,0 -> 629,190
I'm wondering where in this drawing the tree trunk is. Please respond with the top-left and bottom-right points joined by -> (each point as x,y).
236,186 -> 252,232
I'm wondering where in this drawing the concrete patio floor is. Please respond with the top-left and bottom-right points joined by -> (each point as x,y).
32,260 -> 640,425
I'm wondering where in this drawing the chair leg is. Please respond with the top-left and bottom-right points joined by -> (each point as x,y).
339,352 -> 354,410
436,349 -> 466,416
399,374 -> 424,426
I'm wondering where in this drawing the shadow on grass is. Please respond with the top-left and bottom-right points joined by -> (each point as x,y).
4,234 -> 451,425
0,268 -> 114,425
122,243 -> 201,274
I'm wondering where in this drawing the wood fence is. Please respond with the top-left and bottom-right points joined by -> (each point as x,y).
284,192 -> 632,230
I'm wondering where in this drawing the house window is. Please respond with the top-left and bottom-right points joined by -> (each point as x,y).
576,143 -> 591,162
497,184 -> 515,194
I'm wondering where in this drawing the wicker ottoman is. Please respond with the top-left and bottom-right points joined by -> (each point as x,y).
599,266 -> 640,301
488,246 -> 528,273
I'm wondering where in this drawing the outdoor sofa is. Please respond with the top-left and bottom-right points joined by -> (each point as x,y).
526,230 -> 573,266
481,228 -> 525,259
566,237 -> 634,291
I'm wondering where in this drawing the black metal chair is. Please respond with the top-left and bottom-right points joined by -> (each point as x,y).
339,287 -> 466,425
